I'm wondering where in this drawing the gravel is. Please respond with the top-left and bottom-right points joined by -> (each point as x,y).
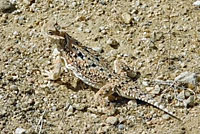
0,0 -> 199,133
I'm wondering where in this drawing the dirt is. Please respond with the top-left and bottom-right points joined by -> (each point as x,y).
0,0 -> 200,134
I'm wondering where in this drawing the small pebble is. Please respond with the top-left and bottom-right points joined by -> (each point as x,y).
151,85 -> 160,95
0,109 -> 7,117
118,124 -> 125,130
177,91 -> 185,101
73,103 -> 86,111
13,31 -> 19,36
175,72 -> 197,85
127,100 -> 137,108
118,116 -> 126,123
142,81 -> 149,86
193,1 -> 200,6
107,38 -> 119,49
52,106 -> 57,111
100,0 -> 107,5
24,0 -> 35,6
99,26 -> 105,32
121,12 -> 132,24
75,16 -> 86,21
106,116 -> 118,125
77,26 -> 83,31
185,91 -> 191,98
71,1 -> 77,8
183,96 -> 195,107
162,114 -> 170,120
10,0 -> 17,4
92,47 -> 103,53
10,85 -> 18,90
84,28 -> 91,33
146,87 -> 154,92
67,105 -> 74,116
197,94 -> 200,99
101,29 -> 107,34
15,128 -> 26,134
0,0 -> 15,13
0,95 -> 3,99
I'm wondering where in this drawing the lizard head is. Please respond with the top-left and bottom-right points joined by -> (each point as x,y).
42,20 -> 79,51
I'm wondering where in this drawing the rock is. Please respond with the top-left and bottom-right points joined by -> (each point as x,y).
128,100 -> 137,108
92,47 -> 103,53
15,128 -> 26,134
10,85 -> 18,91
118,124 -> 125,130
197,94 -> 200,99
73,103 -> 86,111
10,0 -> 16,4
66,105 -> 74,116
193,1 -> 200,6
107,38 -> 120,49
0,109 -> 7,117
151,85 -> 161,95
99,0 -> 107,5
24,0 -> 35,6
183,96 -> 195,108
121,12 -> 132,24
162,114 -> 170,120
52,106 -> 57,111
142,81 -> 149,86
177,91 -> 185,101
185,91 -> 191,98
99,26 -> 105,31
0,95 -> 3,99
77,26 -> 83,32
99,26 -> 107,34
175,72 -> 198,85
101,29 -> 107,34
84,28 -> 91,33
75,15 -> 87,21
71,1 -> 77,8
118,116 -> 126,123
13,31 -> 19,36
106,116 -> 118,125
146,87 -> 154,92
0,0 -> 16,13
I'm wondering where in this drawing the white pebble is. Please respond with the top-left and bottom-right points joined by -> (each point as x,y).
13,31 -> 19,36
162,114 -> 170,120
15,128 -> 26,134
84,28 -> 91,33
175,72 -> 197,85
193,1 -> 200,6
121,12 -> 132,24
71,2 -> 77,7
92,47 -> 103,53
106,116 -> 118,125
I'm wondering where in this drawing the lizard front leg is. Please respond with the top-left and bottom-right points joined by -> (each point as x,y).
43,48 -> 64,80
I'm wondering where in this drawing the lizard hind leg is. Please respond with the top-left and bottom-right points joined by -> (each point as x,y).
95,83 -> 115,99
94,83 -> 116,106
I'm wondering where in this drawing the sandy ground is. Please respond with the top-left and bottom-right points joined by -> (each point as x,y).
0,0 -> 200,134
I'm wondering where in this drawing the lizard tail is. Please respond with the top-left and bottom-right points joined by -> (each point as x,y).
136,96 -> 181,121
119,89 -> 181,121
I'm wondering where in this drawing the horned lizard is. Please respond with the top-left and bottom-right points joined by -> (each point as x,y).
42,21 -> 181,120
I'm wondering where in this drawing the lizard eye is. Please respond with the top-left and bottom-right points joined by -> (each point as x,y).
47,30 -> 54,35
